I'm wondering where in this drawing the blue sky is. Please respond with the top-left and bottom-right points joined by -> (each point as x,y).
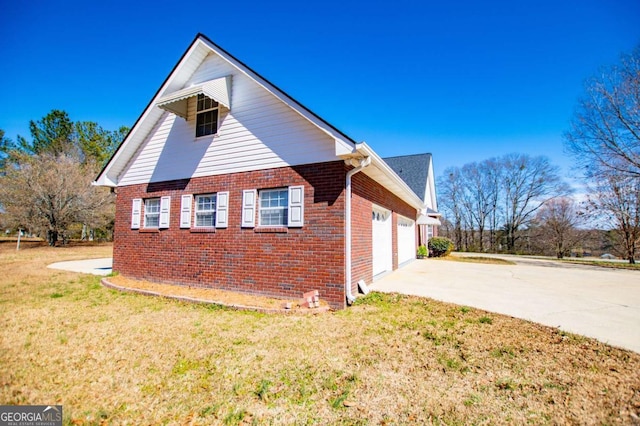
1,0 -> 639,181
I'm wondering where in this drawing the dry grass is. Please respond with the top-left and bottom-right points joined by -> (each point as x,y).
560,258 -> 640,270
433,255 -> 516,265
2,244 -> 640,425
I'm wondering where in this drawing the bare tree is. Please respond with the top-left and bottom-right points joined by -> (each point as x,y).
564,45 -> 640,179
437,167 -> 465,250
501,154 -> 569,252
587,172 -> 640,264
460,159 -> 501,251
563,45 -> 640,263
0,111 -> 127,243
0,152 -> 114,246
437,154 -> 568,254
482,158 -> 503,251
533,197 -> 585,259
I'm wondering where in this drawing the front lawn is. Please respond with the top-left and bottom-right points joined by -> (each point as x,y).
1,244 -> 638,424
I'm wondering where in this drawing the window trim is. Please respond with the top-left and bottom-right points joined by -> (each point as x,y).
195,94 -> 219,138
194,193 -> 217,228
144,198 -> 161,229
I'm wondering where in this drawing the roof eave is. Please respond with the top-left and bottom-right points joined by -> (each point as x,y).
355,142 -> 426,211
94,34 -> 208,187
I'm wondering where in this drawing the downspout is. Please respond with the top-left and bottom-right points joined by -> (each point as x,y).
345,155 -> 371,305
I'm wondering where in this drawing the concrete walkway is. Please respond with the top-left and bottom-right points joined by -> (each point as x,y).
371,255 -> 640,353
48,258 -> 113,276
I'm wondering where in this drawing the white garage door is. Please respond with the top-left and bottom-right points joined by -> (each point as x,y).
372,206 -> 393,276
397,215 -> 416,265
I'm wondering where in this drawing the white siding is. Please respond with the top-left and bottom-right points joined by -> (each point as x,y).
119,53 -> 338,185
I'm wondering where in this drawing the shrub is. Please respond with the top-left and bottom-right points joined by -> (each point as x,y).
417,245 -> 428,258
428,237 -> 454,257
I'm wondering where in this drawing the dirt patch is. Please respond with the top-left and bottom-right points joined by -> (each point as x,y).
105,275 -> 329,313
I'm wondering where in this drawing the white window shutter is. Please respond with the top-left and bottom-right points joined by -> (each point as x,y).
131,198 -> 142,229
159,196 -> 171,228
288,185 -> 304,227
215,191 -> 229,228
241,189 -> 256,228
180,194 -> 192,228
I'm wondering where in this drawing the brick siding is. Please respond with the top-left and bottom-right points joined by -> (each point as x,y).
113,160 -> 418,309
350,171 -> 418,295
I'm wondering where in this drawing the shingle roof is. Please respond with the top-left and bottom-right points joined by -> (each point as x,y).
383,153 -> 432,202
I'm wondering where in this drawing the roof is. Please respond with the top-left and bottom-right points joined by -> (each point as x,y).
383,153 -> 432,202
94,34 -> 427,211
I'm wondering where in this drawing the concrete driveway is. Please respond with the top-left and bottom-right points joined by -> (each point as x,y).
370,254 -> 640,353
48,258 -> 113,276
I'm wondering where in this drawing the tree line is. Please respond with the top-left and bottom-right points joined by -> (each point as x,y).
0,110 -> 128,245
437,153 -> 571,254
437,45 -> 640,263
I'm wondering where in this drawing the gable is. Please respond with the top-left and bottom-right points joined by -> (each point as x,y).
95,34 -> 357,187
117,53 -> 342,185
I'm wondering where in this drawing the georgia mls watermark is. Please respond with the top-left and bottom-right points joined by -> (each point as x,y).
0,406 -> 62,426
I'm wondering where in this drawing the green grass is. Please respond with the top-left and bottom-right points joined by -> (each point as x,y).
478,316 -> 493,324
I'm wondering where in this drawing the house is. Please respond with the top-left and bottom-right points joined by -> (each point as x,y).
383,154 -> 441,247
94,34 -> 439,309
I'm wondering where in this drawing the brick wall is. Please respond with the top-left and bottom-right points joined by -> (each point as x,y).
113,160 -> 418,309
114,161 -> 348,309
350,171 -> 418,293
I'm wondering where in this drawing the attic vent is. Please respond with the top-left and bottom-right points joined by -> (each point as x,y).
156,75 -> 232,119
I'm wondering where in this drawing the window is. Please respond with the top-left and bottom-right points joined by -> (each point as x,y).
259,189 -> 288,226
243,186 -> 303,228
196,94 -> 218,137
195,194 -> 216,227
144,198 -> 161,228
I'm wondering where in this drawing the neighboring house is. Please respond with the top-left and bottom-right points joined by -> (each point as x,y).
384,154 -> 441,247
94,34 -> 439,309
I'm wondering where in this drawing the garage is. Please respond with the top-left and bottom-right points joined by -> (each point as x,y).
372,205 -> 393,276
397,215 -> 416,265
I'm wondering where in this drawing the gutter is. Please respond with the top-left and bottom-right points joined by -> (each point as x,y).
345,153 -> 371,305
356,142 -> 425,210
